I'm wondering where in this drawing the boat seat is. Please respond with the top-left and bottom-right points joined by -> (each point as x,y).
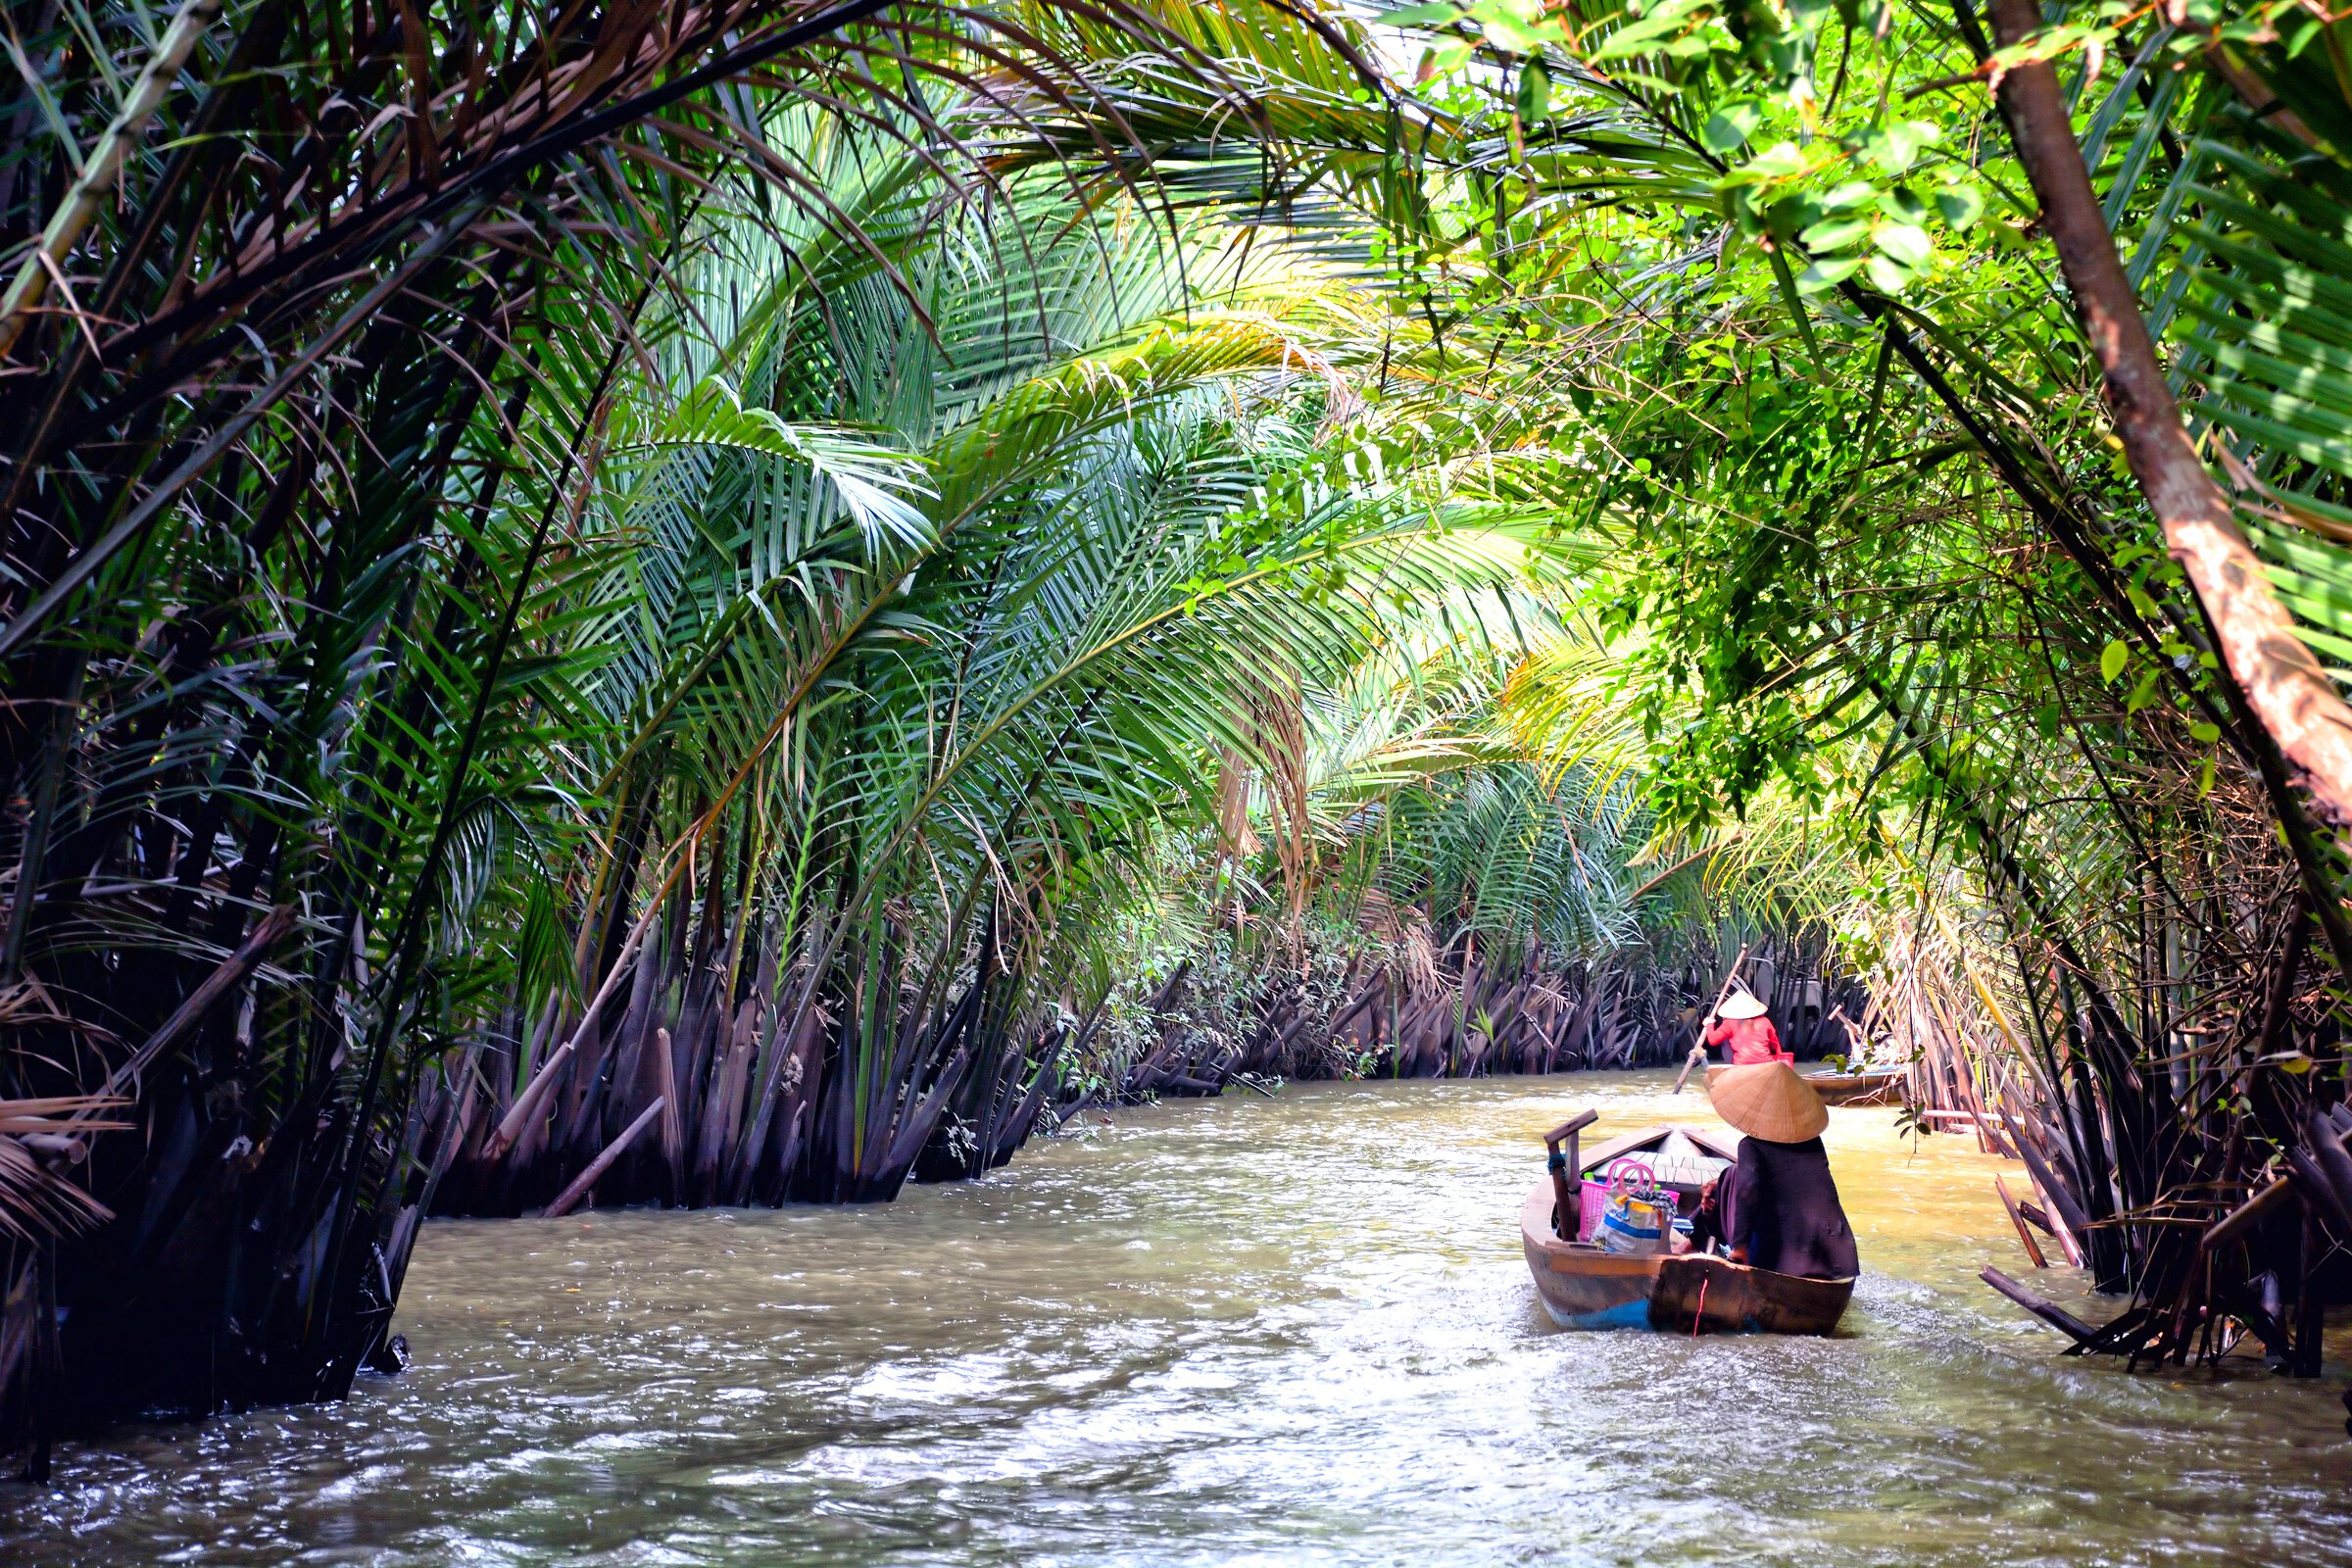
1583,1128 -> 1732,1190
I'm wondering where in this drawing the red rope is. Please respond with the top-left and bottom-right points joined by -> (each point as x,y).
1691,1275 -> 1709,1338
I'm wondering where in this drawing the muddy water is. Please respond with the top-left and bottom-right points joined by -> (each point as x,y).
13,1072 -> 2352,1565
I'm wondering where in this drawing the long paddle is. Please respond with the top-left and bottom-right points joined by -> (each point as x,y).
1673,945 -> 1750,1094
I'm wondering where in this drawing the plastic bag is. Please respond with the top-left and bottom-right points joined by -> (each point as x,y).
1594,1157 -> 1672,1255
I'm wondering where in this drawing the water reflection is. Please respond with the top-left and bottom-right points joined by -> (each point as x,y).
14,1073 -> 2351,1565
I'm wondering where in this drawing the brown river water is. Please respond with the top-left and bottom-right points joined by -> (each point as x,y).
11,1072 -> 2352,1565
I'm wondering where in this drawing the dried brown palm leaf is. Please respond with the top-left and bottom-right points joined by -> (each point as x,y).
0,1096 -> 122,1242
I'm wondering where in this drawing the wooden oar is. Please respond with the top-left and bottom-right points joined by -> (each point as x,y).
1673,945 -> 1749,1094
1670,1046 -> 1707,1095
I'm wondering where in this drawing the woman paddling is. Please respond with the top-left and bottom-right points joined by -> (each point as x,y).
1690,1061 -> 1858,1281
1702,985 -> 1792,1064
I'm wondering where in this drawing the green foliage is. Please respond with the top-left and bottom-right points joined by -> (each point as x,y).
24,0 -> 2352,1424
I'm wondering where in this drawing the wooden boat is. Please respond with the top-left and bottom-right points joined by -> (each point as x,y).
1704,1063 -> 1903,1105
1808,1069 -> 1902,1105
1521,1111 -> 1855,1335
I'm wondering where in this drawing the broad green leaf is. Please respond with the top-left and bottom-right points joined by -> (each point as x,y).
1701,100 -> 1765,154
1933,184 -> 1984,229
1730,141 -> 1809,182
1795,255 -> 1864,292
1874,223 -> 1932,268
1857,120 -> 1939,173
1819,180 -> 1879,213
1799,216 -> 1872,252
1479,6 -> 1556,51
1516,57 -> 1552,125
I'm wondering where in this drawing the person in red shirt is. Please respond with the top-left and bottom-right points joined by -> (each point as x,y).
1704,987 -> 1791,1064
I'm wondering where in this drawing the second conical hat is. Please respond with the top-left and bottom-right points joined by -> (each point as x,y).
1717,986 -> 1768,1019
1709,1060 -> 1828,1143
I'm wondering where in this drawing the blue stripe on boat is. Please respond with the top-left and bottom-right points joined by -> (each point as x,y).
1552,1298 -> 1653,1330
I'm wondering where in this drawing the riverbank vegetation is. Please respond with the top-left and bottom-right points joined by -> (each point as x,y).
5,0 -> 2352,1470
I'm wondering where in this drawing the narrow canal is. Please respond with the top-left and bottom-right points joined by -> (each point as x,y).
16,1073 -> 2352,1565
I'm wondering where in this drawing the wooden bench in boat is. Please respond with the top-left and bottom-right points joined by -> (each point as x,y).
1580,1122 -> 1740,1192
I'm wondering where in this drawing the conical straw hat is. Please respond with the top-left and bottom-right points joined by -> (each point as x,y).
1709,1061 -> 1828,1143
1717,986 -> 1768,1020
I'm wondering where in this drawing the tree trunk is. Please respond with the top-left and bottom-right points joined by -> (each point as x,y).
1985,0 -> 2352,825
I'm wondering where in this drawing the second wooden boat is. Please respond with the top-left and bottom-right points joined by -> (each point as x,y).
1704,1063 -> 1902,1105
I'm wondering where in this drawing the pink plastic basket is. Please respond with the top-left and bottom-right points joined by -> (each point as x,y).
1576,1178 -> 1608,1243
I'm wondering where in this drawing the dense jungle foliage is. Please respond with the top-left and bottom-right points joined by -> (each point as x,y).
7,0 -> 2352,1464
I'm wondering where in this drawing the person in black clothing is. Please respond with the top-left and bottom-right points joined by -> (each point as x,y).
1690,1061 -> 1858,1280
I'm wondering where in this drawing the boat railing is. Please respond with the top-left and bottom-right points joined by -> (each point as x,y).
1543,1110 -> 1597,1241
